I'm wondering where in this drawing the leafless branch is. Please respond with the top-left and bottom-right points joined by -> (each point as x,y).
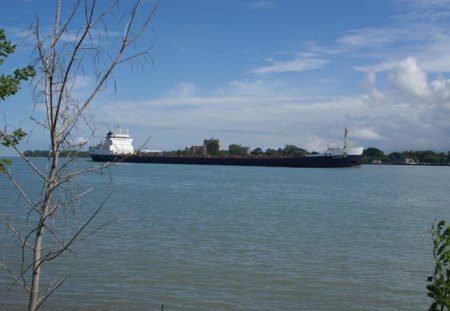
2,1 -> 160,310
35,274 -> 70,310
2,168 -> 40,215
0,261 -> 30,293
0,129 -> 46,180
4,219 -> 34,250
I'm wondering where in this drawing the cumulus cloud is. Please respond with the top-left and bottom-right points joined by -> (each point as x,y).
389,57 -> 431,98
430,78 -> 450,102
352,128 -> 383,140
362,88 -> 389,107
356,54 -> 450,151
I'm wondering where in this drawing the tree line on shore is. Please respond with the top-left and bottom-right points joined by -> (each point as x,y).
363,147 -> 450,165
167,144 -> 310,157
23,149 -> 90,158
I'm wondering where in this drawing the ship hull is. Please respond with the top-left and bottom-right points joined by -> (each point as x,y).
90,154 -> 362,168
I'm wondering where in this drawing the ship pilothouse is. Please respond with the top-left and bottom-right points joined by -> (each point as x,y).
89,127 -> 135,156
307,127 -> 363,158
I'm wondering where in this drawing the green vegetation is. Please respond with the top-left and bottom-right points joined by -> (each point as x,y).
279,144 -> 309,157
228,144 -> 249,156
23,150 -> 90,158
0,29 -> 35,171
363,147 -> 450,165
427,220 -> 450,311
224,144 -> 309,157
204,138 -> 220,155
0,29 -> 35,100
250,147 -> 263,155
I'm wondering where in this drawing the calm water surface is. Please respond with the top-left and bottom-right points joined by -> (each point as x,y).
1,159 -> 450,310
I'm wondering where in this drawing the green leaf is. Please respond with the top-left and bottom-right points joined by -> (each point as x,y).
0,158 -> 12,172
0,29 -> 34,101
0,128 -> 27,146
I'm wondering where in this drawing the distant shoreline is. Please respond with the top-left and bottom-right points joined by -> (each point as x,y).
363,162 -> 450,166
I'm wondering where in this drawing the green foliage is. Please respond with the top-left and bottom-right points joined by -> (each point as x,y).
228,144 -> 249,156
0,29 -> 35,100
363,147 -> 450,165
427,220 -> 450,311
204,139 -> 220,155
22,149 -> 90,158
363,147 -> 386,163
0,29 -> 35,171
0,65 -> 35,100
281,144 -> 308,157
251,147 -> 263,155
265,148 -> 278,156
0,158 -> 12,172
0,128 -> 27,146
0,29 -> 16,63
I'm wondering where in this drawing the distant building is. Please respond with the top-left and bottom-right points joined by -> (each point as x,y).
402,158 -> 418,165
185,138 -> 221,155
393,158 -> 418,165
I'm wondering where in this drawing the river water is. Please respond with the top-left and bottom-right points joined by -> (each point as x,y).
1,159 -> 449,310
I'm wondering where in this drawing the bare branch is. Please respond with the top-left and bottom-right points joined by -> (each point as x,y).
42,190 -> 112,264
2,168 -> 40,215
4,219 -> 34,250
35,274 -> 70,310
0,261 -> 30,293
0,129 -> 46,180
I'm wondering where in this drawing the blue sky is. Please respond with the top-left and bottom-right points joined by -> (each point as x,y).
2,0 -> 450,154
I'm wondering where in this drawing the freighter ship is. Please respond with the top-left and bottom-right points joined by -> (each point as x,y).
89,128 -> 363,168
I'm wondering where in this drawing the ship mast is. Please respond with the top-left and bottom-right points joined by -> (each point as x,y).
344,127 -> 348,149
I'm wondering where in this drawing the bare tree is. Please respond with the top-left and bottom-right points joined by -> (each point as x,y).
0,1 -> 159,310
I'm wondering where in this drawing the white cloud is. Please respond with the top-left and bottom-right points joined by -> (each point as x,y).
362,88 -> 389,107
352,128 -> 383,140
164,82 -> 198,98
251,54 -> 328,75
363,71 -> 377,89
227,79 -> 286,96
244,1 -> 276,10
396,0 -> 450,20
389,57 -> 431,98
72,75 -> 93,90
337,28 -> 402,47
430,78 -> 450,101
354,53 -> 450,151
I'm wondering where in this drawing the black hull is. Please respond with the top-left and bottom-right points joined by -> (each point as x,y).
91,154 -> 362,168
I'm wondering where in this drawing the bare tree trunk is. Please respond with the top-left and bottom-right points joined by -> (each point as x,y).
1,1 -> 159,310
28,155 -> 57,311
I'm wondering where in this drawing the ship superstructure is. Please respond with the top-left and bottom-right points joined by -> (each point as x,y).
89,128 -> 134,156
